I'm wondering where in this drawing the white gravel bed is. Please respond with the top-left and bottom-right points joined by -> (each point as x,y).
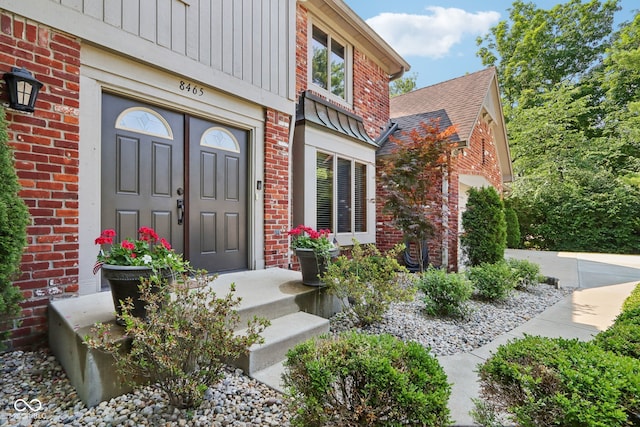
0,283 -> 571,426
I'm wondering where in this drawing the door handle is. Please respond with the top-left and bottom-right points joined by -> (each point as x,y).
177,199 -> 184,225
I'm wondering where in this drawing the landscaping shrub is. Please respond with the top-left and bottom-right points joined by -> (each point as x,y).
0,105 -> 29,350
460,187 -> 507,266
282,331 -> 452,427
418,267 -> 473,318
506,258 -> 545,291
594,322 -> 640,359
467,261 -> 516,301
322,241 -> 415,326
475,335 -> 640,427
85,270 -> 269,409
622,283 -> 640,312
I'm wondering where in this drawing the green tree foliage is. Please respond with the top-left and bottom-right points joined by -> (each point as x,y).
390,72 -> 418,97
378,121 -> 457,272
503,204 -> 521,249
476,0 -> 619,113
460,187 -> 506,266
0,106 -> 28,350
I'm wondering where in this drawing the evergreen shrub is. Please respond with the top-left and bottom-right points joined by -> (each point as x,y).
419,267 -> 473,318
506,258 -> 545,291
283,332 -> 452,426
460,187 -> 507,266
504,204 -> 521,248
0,106 -> 29,350
476,335 -> 640,427
467,261 -> 516,301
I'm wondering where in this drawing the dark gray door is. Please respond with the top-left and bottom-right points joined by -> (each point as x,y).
101,93 -> 184,252
187,116 -> 248,271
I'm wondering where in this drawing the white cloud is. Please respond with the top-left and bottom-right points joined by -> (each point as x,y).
366,7 -> 500,58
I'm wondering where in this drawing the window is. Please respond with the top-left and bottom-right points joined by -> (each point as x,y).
316,152 -> 368,235
200,127 -> 240,152
310,25 -> 350,102
115,107 -> 174,139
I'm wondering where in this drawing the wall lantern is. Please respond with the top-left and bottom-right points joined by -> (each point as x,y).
3,67 -> 43,113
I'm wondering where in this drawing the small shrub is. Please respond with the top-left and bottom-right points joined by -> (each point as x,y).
504,204 -> 521,249
84,270 -> 269,409
283,331 -> 452,427
594,322 -> 640,359
622,283 -> 640,312
418,267 -> 473,318
467,261 -> 516,301
460,187 -> 507,267
322,241 -> 415,326
506,258 -> 545,291
476,335 -> 640,427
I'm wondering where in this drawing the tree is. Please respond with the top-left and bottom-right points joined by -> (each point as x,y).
378,121 -> 457,272
476,0 -> 619,113
460,187 -> 506,266
0,106 -> 29,350
390,72 -> 418,97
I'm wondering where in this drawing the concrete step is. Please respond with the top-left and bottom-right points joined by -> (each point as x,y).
234,311 -> 329,376
49,268 -> 341,407
252,360 -> 286,393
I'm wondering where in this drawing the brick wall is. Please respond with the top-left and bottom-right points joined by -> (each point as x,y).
376,118 -> 503,272
1,12 -> 80,350
263,109 -> 291,268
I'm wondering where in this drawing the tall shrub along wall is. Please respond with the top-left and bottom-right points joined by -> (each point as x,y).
376,118 -> 502,272
264,109 -> 291,268
0,11 -> 80,350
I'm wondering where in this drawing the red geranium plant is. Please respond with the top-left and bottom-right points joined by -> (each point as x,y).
94,226 -> 185,273
288,225 -> 336,258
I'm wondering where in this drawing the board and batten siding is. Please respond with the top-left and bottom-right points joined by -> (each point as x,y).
2,0 -> 295,110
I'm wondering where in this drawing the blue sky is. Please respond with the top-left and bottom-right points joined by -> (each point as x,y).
344,0 -> 638,88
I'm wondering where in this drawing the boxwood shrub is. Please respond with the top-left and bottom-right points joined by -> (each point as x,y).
476,335 -> 640,427
283,332 -> 452,426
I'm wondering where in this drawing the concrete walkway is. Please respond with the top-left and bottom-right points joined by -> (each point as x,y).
443,249 -> 640,426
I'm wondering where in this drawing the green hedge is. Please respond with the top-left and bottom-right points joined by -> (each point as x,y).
283,332 -> 452,426
594,282 -> 640,359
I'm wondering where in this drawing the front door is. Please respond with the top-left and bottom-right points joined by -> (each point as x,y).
101,94 -> 248,272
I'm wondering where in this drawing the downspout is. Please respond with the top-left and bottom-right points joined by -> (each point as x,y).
287,102 -> 297,270
441,162 -> 450,270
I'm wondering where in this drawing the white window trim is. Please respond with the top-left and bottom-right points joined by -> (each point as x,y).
307,18 -> 353,108
302,128 -> 376,246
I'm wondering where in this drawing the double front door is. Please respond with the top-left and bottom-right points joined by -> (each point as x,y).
101,93 -> 248,272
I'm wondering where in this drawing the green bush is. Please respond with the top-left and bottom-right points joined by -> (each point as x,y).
622,283 -> 640,312
322,241 -> 415,326
476,335 -> 640,427
460,187 -> 507,266
467,261 -> 516,301
0,105 -> 29,350
504,204 -> 521,248
506,258 -> 545,291
594,322 -> 640,359
85,270 -> 269,409
283,332 -> 452,426
418,267 -> 473,318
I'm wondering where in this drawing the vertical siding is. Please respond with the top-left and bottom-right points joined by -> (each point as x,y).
46,0 -> 293,100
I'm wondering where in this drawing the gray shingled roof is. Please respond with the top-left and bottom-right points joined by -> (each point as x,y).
379,67 -> 497,154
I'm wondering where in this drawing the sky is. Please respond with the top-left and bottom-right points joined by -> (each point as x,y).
343,0 -> 638,89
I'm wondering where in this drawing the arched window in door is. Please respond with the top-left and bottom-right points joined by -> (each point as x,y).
115,107 -> 174,140
200,127 -> 240,153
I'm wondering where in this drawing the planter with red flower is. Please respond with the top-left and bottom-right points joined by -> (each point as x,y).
94,227 -> 186,323
288,225 -> 339,286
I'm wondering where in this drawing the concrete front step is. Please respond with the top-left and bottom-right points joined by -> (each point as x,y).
234,311 -> 329,375
48,268 -> 340,407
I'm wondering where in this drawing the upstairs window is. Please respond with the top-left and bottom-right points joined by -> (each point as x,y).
310,24 -> 350,103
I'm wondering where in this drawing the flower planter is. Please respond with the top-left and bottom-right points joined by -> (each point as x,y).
295,247 -> 339,286
102,264 -> 173,324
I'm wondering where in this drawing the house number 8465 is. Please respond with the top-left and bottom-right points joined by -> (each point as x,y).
179,80 -> 204,96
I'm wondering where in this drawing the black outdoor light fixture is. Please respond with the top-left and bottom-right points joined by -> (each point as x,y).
3,67 -> 43,113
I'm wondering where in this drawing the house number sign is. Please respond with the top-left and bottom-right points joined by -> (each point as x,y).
179,80 -> 204,97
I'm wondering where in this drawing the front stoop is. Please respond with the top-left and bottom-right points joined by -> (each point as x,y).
48,268 -> 340,407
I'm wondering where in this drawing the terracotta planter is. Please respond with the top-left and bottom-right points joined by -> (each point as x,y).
101,264 -> 173,324
295,247 -> 339,286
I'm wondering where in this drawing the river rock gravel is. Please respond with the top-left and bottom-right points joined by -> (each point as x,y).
1,283 -> 571,426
